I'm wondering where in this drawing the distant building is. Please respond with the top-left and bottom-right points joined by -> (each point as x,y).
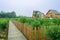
45,10 -> 60,18
32,10 -> 44,18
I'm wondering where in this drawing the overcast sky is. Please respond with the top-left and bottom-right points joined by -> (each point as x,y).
0,0 -> 60,17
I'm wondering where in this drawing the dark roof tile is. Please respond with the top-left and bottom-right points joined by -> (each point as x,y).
50,10 -> 60,14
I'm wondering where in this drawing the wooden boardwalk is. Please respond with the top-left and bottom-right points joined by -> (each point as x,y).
8,21 -> 27,40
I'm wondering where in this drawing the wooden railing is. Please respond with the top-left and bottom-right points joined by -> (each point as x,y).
12,20 -> 48,40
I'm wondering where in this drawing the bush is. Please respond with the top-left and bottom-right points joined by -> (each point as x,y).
52,18 -> 60,25
0,18 -> 9,31
46,25 -> 60,40
14,17 -> 60,28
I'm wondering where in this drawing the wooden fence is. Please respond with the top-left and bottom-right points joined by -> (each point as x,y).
12,20 -> 49,40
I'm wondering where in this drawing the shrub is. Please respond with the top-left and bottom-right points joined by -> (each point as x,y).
46,25 -> 60,40
0,18 -> 9,31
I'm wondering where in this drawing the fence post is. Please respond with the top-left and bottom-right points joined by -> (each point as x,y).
29,27 -> 32,40
25,25 -> 27,37
34,27 -> 36,40
22,23 -> 24,33
21,23 -> 23,33
38,27 -> 41,40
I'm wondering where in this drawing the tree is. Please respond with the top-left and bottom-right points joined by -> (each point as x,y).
0,11 -> 16,18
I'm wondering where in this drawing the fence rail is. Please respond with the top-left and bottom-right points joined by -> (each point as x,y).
12,20 -> 48,40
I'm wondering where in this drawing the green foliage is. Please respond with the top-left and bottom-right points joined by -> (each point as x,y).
40,18 -> 53,26
0,18 -> 9,31
14,17 -> 60,28
14,17 -> 41,28
52,18 -> 60,25
46,25 -> 60,40
19,16 -> 27,23
0,11 -> 16,18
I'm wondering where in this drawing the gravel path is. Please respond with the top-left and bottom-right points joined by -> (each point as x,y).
8,21 -> 27,40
